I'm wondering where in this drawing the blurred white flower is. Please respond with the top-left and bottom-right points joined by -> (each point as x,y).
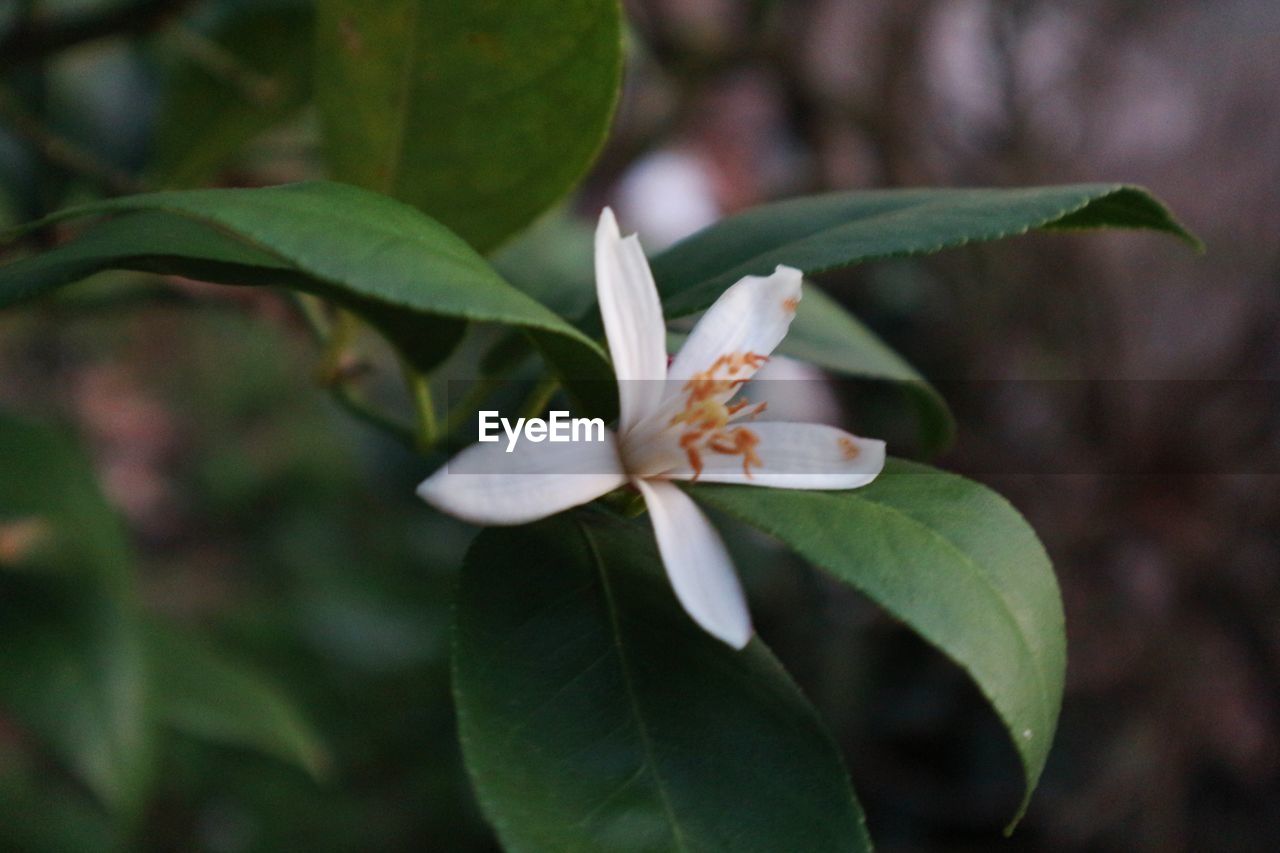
616,149 -> 720,249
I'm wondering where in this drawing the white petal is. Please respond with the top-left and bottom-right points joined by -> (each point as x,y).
664,422 -> 885,489
595,208 -> 668,433
418,433 -> 626,525
667,265 -> 803,385
633,478 -> 752,649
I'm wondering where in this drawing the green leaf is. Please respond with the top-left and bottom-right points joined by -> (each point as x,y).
648,184 -> 1201,318
152,4 -> 315,187
0,182 -> 611,382
0,414 -> 151,818
454,512 -> 871,852
477,213 -> 598,379
146,622 -> 329,780
315,0 -> 623,252
780,285 -> 954,454
689,459 -> 1066,829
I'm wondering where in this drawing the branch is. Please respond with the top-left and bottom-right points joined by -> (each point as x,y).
0,87 -> 143,195
0,0 -> 190,68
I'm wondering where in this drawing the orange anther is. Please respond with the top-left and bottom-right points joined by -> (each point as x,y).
704,427 -> 762,477
684,446 -> 703,480
672,352 -> 770,480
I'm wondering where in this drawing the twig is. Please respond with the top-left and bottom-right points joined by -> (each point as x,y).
519,377 -> 561,420
290,294 -> 419,450
0,0 -> 192,68
400,360 -> 440,451
328,383 -> 418,451
0,86 -> 143,195
168,23 -> 284,108
444,378 -> 500,438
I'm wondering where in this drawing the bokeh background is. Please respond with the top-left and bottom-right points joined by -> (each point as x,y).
1,0 -> 1277,850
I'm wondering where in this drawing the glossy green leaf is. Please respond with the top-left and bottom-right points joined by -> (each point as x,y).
315,0 -> 623,252
0,182 -> 610,381
690,459 -> 1066,828
648,184 -> 1201,318
146,622 -> 329,779
0,414 -> 151,818
152,4 -> 314,187
454,512 -> 871,852
779,284 -> 954,453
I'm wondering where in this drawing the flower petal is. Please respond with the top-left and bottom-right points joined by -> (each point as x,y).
665,422 -> 885,489
418,433 -> 626,525
667,265 -> 803,385
595,207 -> 668,432
633,478 -> 752,649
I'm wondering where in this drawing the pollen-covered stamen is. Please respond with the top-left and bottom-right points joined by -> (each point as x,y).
707,427 -> 763,477
669,351 -> 770,479
679,430 -> 707,480
672,352 -> 769,415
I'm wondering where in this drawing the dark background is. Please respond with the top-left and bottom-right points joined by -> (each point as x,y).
1,0 -> 1277,850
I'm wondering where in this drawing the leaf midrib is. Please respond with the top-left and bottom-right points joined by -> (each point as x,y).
54,197 -> 600,347
664,187 -> 1115,316
578,519 -> 691,853
383,0 -> 423,196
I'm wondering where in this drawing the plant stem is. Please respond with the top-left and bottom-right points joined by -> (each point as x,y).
317,309 -> 358,384
289,294 -> 418,450
168,23 -> 282,108
0,0 -> 193,68
445,377 -> 500,438
294,293 -> 333,342
519,377 -> 560,421
0,86 -> 143,195
329,384 -> 417,451
401,362 -> 440,451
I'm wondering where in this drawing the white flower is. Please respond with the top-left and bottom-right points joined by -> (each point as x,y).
418,209 -> 885,648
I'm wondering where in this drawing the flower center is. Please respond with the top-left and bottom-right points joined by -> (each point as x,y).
669,352 -> 768,479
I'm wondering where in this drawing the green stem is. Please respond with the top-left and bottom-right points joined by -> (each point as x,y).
169,23 -> 282,107
445,377 -> 500,438
0,0 -> 193,68
317,309 -> 358,384
289,294 -> 417,449
294,293 -> 332,342
519,377 -> 560,421
0,84 -> 142,195
401,362 -> 440,451
330,384 -> 417,451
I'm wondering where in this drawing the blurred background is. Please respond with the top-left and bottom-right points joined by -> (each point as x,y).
1,0 -> 1277,850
